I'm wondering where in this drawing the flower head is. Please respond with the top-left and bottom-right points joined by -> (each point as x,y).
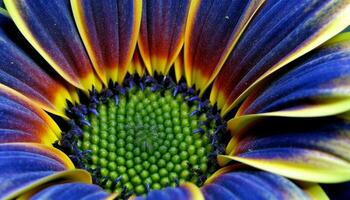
0,0 -> 350,199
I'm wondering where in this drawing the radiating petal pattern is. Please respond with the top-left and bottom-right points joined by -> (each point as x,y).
0,0 -> 349,199
30,183 -> 112,200
221,115 -> 350,183
184,0 -> 264,92
4,0 -> 100,91
202,170 -> 311,200
211,0 -> 350,115
138,0 -> 190,76
0,84 -> 60,144
236,32 -> 350,118
71,0 -> 142,85
0,143 -> 90,199
0,11 -> 71,116
134,183 -> 204,200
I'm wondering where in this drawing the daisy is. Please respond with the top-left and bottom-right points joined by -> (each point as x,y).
0,0 -> 350,199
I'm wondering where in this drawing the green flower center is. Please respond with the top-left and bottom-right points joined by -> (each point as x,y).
56,76 -> 228,197
77,87 -> 217,195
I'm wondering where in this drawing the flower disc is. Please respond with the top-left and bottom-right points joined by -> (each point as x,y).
77,86 -> 219,195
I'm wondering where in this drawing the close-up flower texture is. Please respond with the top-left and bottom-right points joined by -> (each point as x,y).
1,0 -> 350,199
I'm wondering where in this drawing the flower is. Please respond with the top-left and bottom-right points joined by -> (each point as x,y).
0,0 -> 350,199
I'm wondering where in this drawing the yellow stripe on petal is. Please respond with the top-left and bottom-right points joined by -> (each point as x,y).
182,182 -> 205,200
322,31 -> 350,46
233,37 -> 350,119
225,136 -> 239,156
0,13 -> 72,118
71,0 -> 107,85
0,143 -> 91,199
242,98 -> 350,118
105,193 -> 119,200
124,0 -> 142,83
224,114 -> 350,185
204,165 -> 243,185
5,7 -> 72,88
81,72 -> 102,93
298,182 -> 329,200
138,0 -> 190,76
71,0 -> 142,85
68,85 -> 81,105
4,1 -> 82,90
185,0 -> 265,93
128,46 -> 145,77
220,1 -> 350,116
209,0 -> 350,116
218,154 -> 350,183
174,49 -> 185,83
251,1 -> 350,85
228,99 -> 350,137
8,169 -> 91,200
45,87 -> 71,119
25,143 -> 75,169
197,0 -> 266,95
4,0 -> 100,92
21,80 -> 72,119
184,0 -> 201,87
0,84 -> 61,144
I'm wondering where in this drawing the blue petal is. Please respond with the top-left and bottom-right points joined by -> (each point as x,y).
139,0 -> 190,75
0,85 -> 60,144
0,143 -> 75,199
71,0 -> 142,84
238,34 -> 350,117
184,0 -> 264,91
0,11 -> 72,116
203,170 -> 310,200
211,0 -> 350,115
201,184 -> 238,200
4,0 -> 100,90
223,116 -> 350,183
31,183 -> 110,200
135,184 -> 197,200
146,190 -> 170,200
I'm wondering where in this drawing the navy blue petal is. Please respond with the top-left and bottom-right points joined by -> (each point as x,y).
135,184 -> 198,200
203,170 -> 310,200
211,0 -> 350,115
0,11 -> 72,116
238,34 -> 350,117
201,184 -> 238,200
4,0 -> 100,90
31,183 -> 110,200
0,143 -> 75,199
224,116 -> 350,183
